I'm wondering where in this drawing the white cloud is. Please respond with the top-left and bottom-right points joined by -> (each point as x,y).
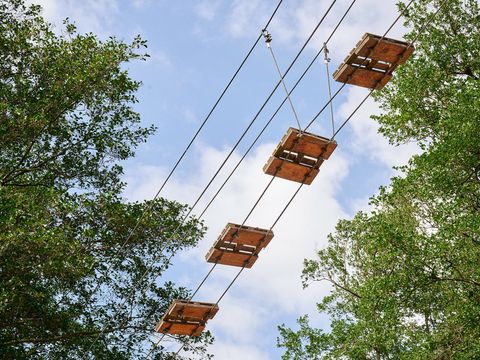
209,342 -> 270,360
132,0 -> 148,9
148,48 -> 172,68
124,93 -> 418,356
196,0 -> 221,21
28,0 -> 119,36
123,80 -> 420,357
227,0 -> 269,38
337,86 -> 420,169
226,0 -> 410,62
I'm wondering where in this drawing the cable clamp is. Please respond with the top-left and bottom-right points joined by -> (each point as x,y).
262,29 -> 272,45
323,42 -> 331,64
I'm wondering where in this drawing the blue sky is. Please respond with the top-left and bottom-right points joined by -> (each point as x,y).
32,0 -> 418,358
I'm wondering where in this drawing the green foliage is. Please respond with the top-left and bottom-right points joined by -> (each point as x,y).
0,1 -> 211,358
278,0 -> 480,359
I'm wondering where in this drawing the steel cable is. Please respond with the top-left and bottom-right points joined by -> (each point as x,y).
172,0 -> 442,357
85,0 -> 339,354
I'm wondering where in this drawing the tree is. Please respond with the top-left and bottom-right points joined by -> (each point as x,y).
278,0 -> 480,359
0,1 -> 211,358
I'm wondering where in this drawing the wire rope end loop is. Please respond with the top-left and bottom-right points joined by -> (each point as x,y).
262,29 -> 272,46
323,42 -> 331,64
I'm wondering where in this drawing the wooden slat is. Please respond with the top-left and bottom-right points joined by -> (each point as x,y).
355,33 -> 414,65
219,223 -> 274,248
349,58 -> 391,72
274,127 -> 337,160
206,247 -> 257,268
277,150 -> 320,167
167,300 -> 219,320
214,241 -> 256,253
156,321 -> 205,337
263,157 -> 318,185
333,64 -> 392,90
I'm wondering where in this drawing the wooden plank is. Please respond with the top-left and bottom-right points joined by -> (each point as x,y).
219,223 -> 274,248
355,33 -> 414,64
263,157 -> 318,185
333,64 -> 392,90
167,300 -> 219,320
155,299 -> 218,337
277,150 -> 321,167
205,247 -> 257,268
274,128 -> 337,160
350,58 -> 391,72
214,241 -> 257,253
156,321 -> 205,337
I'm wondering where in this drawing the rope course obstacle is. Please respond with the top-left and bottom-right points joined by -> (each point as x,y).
160,2 -> 451,359
151,2 -> 424,357
84,0 -> 442,357
89,1 -> 348,355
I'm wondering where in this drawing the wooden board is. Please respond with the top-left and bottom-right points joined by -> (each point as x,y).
165,299 -> 219,321
333,64 -> 392,90
263,157 -> 319,185
206,247 -> 257,268
205,223 -> 273,268
219,223 -> 274,248
274,127 -> 337,160
333,32 -> 413,89
355,33 -> 414,65
155,320 -> 205,337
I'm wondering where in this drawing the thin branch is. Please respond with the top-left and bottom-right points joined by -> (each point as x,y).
1,324 -> 150,346
317,277 -> 362,299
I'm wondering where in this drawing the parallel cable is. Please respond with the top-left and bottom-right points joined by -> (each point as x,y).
182,0 -> 338,217
164,0 -> 352,319
142,0 -> 340,297
82,0 -> 285,324
173,0 -> 440,356
143,0 -> 341,307
146,1 -> 354,356
152,0 -> 282,198
86,1 -> 338,355
173,173 -> 307,358
195,0 -> 356,223
197,0 -> 356,221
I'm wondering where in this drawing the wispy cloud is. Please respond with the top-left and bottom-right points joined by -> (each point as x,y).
224,0 -> 409,61
227,0 -> 269,38
28,0 -> 119,36
196,0 -> 222,21
337,87 -> 420,169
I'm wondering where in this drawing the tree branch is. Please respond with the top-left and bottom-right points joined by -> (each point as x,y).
1,324 -> 150,346
317,277 -> 362,299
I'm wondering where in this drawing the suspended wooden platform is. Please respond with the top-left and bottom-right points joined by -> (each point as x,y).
333,33 -> 414,90
206,223 -> 274,268
155,300 -> 219,337
263,127 -> 337,184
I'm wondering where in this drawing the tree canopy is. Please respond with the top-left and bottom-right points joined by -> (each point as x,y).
0,1 -> 210,358
278,0 -> 480,359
